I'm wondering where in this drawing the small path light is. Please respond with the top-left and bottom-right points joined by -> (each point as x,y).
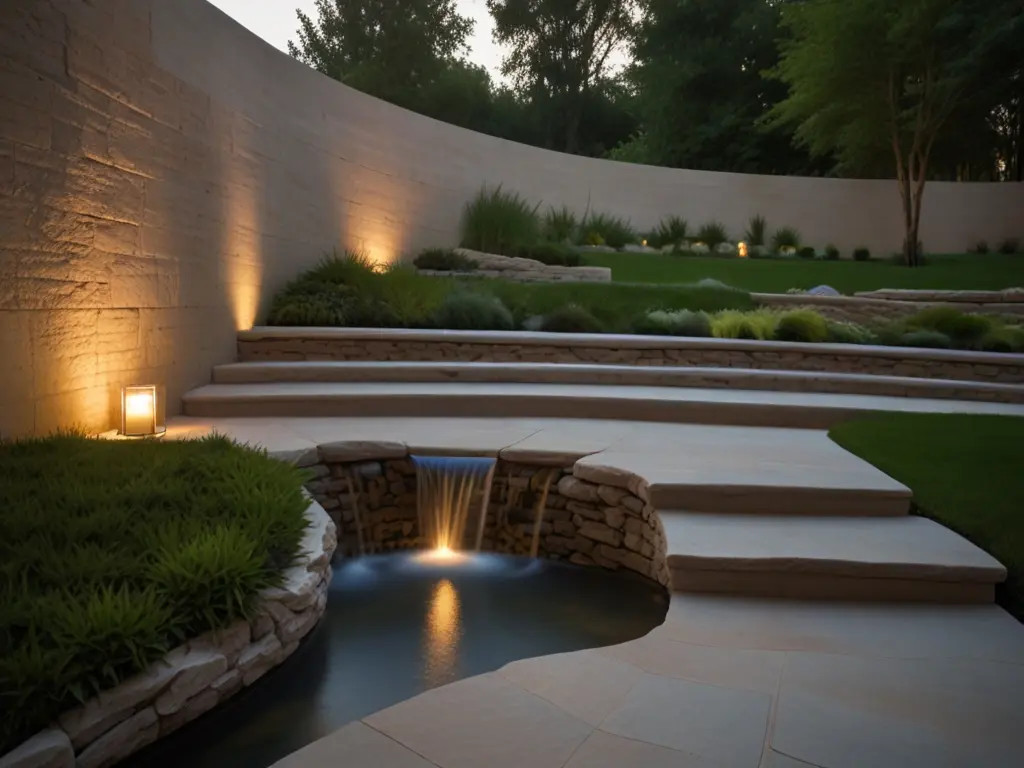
120,384 -> 166,437
738,241 -> 749,258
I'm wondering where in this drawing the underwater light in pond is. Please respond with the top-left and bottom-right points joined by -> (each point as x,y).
416,546 -> 466,564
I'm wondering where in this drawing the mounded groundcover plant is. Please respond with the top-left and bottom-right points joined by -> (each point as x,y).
0,434 -> 310,753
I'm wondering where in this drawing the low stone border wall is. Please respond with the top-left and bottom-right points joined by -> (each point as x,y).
2,501 -> 336,768
755,292 -> 1024,324
416,248 -> 611,283
855,288 -> 1024,305
238,328 -> 1024,384
290,441 -> 670,588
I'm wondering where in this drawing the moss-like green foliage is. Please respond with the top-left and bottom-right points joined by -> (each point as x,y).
977,326 -> 1024,353
899,329 -> 952,348
539,304 -> 606,333
0,435 -> 308,752
647,215 -> 689,249
413,248 -> 479,271
774,310 -> 829,342
543,206 -> 579,243
906,307 -> 993,346
578,212 -> 637,248
634,309 -> 712,337
852,247 -> 871,261
460,185 -> 541,254
771,226 -> 801,251
695,221 -> 728,249
711,309 -> 780,340
509,242 -> 582,266
432,292 -> 514,330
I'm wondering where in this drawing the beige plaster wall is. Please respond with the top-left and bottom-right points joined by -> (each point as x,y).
1,0 -> 1022,436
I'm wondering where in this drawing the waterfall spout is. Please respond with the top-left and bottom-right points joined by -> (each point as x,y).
411,456 -> 497,551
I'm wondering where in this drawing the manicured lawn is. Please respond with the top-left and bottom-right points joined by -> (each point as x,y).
830,414 -> 1024,621
0,434 -> 309,752
584,252 -> 1024,294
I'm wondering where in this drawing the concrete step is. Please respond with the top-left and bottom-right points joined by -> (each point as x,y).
211,360 -> 1024,404
181,381 -> 1024,430
660,512 -> 1006,603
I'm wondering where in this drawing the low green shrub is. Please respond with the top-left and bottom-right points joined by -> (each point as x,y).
745,215 -> 767,247
977,326 -> 1024,353
634,309 -> 711,337
460,185 -> 541,254
899,329 -> 952,348
999,238 -> 1020,255
906,307 -> 994,346
824,244 -> 840,261
711,309 -> 779,340
509,242 -> 582,266
797,246 -> 816,260
647,215 -> 689,249
826,320 -> 876,345
543,206 -> 578,243
579,212 -> 637,248
696,221 -> 728,249
432,292 -> 514,330
0,435 -> 308,752
853,247 -> 871,261
771,226 -> 800,252
540,304 -> 605,333
774,310 -> 829,343
974,240 -> 990,254
266,286 -> 349,326
413,248 -> 478,271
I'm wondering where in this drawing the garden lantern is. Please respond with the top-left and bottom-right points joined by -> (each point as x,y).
120,384 -> 166,437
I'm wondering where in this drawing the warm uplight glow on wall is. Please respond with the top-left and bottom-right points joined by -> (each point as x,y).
738,241 -> 748,258
222,159 -> 264,330
120,385 -> 166,437
422,578 -> 461,686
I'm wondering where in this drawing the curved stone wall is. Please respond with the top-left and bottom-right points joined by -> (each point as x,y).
1,0 -> 1021,436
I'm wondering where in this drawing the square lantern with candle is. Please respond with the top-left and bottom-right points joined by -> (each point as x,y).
120,384 -> 166,437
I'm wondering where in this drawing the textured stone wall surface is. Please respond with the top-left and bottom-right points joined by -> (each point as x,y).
2,0 -> 1022,436
0,499 -> 336,768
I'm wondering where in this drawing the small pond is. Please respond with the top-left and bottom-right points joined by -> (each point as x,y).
124,552 -> 667,768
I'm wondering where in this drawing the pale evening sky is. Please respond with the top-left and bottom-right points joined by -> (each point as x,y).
206,0 -> 508,78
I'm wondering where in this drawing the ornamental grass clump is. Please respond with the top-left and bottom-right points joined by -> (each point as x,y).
460,184 -> 541,254
0,434 -> 309,752
647,215 -> 689,249
432,292 -> 514,330
413,248 -> 479,271
578,211 -> 637,248
695,221 -> 728,250
774,310 -> 829,343
543,206 -> 579,243
711,309 -> 780,340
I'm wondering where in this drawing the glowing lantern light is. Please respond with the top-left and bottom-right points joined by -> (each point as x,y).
738,241 -> 749,258
120,385 -> 166,437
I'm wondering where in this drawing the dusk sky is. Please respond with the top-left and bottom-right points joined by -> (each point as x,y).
206,0 -> 507,77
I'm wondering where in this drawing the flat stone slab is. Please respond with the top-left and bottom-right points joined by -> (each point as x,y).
270,596 -> 1024,768
210,361 -> 1024,404
661,512 -> 1006,582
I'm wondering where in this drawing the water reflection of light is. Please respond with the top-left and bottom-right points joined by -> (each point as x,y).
422,578 -> 461,687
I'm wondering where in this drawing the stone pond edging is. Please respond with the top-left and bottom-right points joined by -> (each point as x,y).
238,327 -> 1024,385
1,502 -> 336,768
279,441 -> 671,590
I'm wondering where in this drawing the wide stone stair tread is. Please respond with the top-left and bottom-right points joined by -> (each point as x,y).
661,511 -> 1006,602
181,381 -> 1024,430
211,360 -> 1024,403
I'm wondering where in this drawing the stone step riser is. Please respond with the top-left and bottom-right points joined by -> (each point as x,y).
650,487 -> 909,517
670,568 -> 995,604
212,362 -> 1024,405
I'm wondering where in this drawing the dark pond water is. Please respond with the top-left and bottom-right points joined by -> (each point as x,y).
124,552 -> 667,768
